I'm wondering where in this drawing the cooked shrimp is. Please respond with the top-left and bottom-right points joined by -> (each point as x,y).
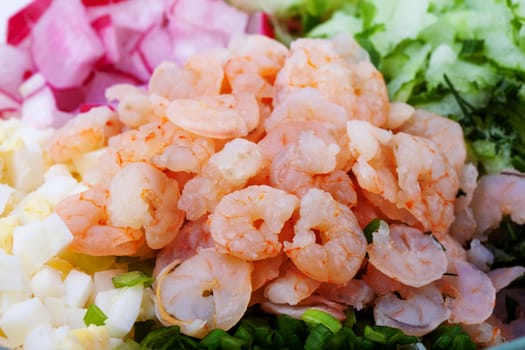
362,262 -> 412,297
47,106 -> 123,163
398,109 -> 466,173
261,295 -> 347,321
438,258 -> 496,325
384,101 -> 414,130
84,121 -> 215,185
106,84 -> 159,128
330,33 -> 370,64
155,248 -> 252,338
449,163 -> 479,244
265,89 -> 348,131
166,93 -> 260,139
313,170 -> 357,207
284,188 -> 367,284
251,253 -> 286,291
107,162 -> 184,250
488,266 -> 525,292
273,38 -> 358,121
178,138 -> 264,220
263,263 -> 321,305
225,34 -> 289,99
148,50 -> 226,100
348,120 -> 460,237
153,217 -> 213,277
316,279 -> 374,310
209,185 -> 298,260
374,285 -> 450,336
270,132 -> 341,196
471,171 -> 525,237
367,223 -> 447,288
55,186 -> 145,256
462,318 -> 504,348
466,238 -> 493,272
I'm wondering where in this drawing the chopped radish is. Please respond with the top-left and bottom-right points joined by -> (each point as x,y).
31,0 -> 104,88
6,0 -> 52,46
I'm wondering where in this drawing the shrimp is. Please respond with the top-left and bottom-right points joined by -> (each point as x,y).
449,163 -> 479,244
316,279 -> 375,310
347,120 -> 460,237
148,49 -> 226,100
362,262 -> 412,297
264,89 -> 348,132
367,223 -> 447,288
273,38 -> 358,121
284,188 -> 367,284
46,106 -> 123,163
437,258 -> 496,325
106,84 -> 160,128
178,138 -> 264,220
166,93 -> 260,139
251,253 -> 286,291
471,171 -> 525,237
270,132 -> 341,197
155,248 -> 252,338
84,121 -> 215,186
55,186 -> 145,256
261,295 -> 347,321
384,101 -> 414,130
313,170 -> 358,208
398,109 -> 466,173
263,263 -> 321,305
107,162 -> 185,250
225,34 -> 289,99
374,285 -> 451,337
153,217 -> 213,277
488,266 -> 525,292
209,185 -> 299,261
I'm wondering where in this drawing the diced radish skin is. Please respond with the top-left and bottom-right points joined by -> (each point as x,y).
83,69 -> 140,106
87,0 -> 165,32
30,0 -> 104,89
21,84 -> 59,128
19,73 -> 46,99
136,24 -> 173,73
0,89 -> 20,112
6,0 -> 52,46
82,0 -> 126,7
246,12 -> 275,38
0,45 -> 34,99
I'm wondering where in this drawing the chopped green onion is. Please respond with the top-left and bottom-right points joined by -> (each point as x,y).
301,309 -> 342,333
115,340 -> 141,350
112,270 -> 154,288
363,218 -> 382,244
459,39 -> 484,58
140,326 -> 180,350
83,304 -> 107,326
363,325 -> 388,344
304,324 -> 333,350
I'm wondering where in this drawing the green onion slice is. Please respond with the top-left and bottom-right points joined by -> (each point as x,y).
301,309 -> 342,334
83,304 -> 107,326
112,270 -> 154,288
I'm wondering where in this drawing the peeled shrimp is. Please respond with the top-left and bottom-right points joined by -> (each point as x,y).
449,163 -> 479,244
108,162 -> 184,250
155,248 -> 252,338
148,49 -> 226,100
84,121 -> 215,185
471,171 -> 525,236
47,106 -> 123,163
488,266 -> 525,292
261,295 -> 347,321
106,84 -> 160,128
374,285 -> 450,336
225,34 -> 289,99
263,263 -> 321,305
367,223 -> 447,288
348,120 -> 460,236
153,217 -> 213,277
398,109 -> 466,173
166,93 -> 260,139
178,138 -> 264,220
251,253 -> 286,291
316,279 -> 374,311
55,186 -> 145,256
209,185 -> 298,260
270,132 -> 341,196
273,38 -> 358,121
284,188 -> 367,284
438,258 -> 496,325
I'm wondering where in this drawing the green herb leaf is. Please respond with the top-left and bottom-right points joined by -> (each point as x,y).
83,304 -> 107,326
112,271 -> 154,288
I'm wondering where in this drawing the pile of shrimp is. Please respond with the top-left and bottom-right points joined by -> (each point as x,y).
46,33 -> 525,346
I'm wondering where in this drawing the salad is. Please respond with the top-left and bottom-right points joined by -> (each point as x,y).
0,0 -> 524,349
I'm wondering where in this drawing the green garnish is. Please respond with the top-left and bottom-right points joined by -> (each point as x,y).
301,309 -> 342,333
83,304 -> 107,327
112,271 -> 155,288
